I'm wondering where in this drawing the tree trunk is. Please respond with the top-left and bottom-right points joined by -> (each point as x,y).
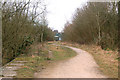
96,11 -> 101,45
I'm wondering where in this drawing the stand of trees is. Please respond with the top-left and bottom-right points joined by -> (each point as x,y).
63,2 -> 118,50
2,0 -> 54,65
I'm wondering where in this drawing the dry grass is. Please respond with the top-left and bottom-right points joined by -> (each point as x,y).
62,42 -> 118,78
15,43 -> 49,78
47,43 -> 77,61
15,55 -> 48,78
15,42 -> 77,78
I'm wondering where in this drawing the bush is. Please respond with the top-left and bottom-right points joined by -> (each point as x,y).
2,1 -> 54,65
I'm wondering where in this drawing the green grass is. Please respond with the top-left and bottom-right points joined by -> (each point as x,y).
14,55 -> 48,78
53,47 -> 76,61
47,44 -> 77,61
14,42 -> 77,78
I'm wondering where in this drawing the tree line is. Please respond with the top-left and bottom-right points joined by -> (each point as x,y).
63,2 -> 118,50
2,0 -> 54,65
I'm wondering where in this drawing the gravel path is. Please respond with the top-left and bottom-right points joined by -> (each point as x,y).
35,46 -> 107,78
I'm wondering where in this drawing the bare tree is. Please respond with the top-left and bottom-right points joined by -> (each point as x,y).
63,2 -> 118,50
2,0 -> 54,65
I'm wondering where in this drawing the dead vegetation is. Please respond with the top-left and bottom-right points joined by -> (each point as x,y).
2,1 -> 54,65
62,42 -> 118,78
13,42 -> 77,78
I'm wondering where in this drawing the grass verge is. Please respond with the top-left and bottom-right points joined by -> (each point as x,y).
62,42 -> 118,78
14,42 -> 77,78
47,44 -> 77,61
14,55 -> 48,78
79,45 -> 118,78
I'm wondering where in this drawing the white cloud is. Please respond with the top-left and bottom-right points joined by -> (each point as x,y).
45,0 -> 87,32
3,0 -> 87,32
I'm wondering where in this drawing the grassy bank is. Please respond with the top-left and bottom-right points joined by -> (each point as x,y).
14,43 -> 49,78
14,55 -> 48,78
78,45 -> 118,78
47,44 -> 77,61
62,42 -> 118,78
14,42 -> 77,78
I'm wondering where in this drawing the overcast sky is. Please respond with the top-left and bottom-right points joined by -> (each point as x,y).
6,0 -> 116,32
45,0 -> 87,32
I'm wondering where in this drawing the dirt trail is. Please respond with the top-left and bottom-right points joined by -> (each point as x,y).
35,46 -> 107,78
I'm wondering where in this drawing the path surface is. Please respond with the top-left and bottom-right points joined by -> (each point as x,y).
35,46 -> 107,78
